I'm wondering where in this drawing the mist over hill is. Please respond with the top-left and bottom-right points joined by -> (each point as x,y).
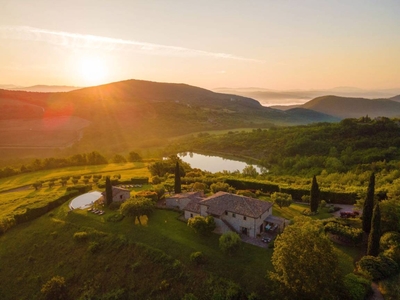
215,87 -> 400,107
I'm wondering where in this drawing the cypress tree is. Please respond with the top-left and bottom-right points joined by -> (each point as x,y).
174,161 -> 182,194
310,175 -> 320,213
362,172 -> 375,233
367,202 -> 381,256
105,176 -> 113,206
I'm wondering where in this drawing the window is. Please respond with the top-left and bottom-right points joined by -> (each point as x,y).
225,211 -> 228,215
190,213 -> 193,218
232,213 -> 236,218
243,216 -> 247,220
120,195 -> 123,199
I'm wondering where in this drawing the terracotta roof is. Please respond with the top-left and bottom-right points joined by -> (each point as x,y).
200,191 -> 272,218
184,197 -> 203,213
168,191 -> 203,200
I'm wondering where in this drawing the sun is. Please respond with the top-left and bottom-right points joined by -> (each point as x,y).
78,57 -> 107,85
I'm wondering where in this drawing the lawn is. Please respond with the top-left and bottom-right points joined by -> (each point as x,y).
68,207 -> 273,293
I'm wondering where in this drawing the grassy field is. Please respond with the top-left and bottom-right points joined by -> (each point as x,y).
0,163 -> 364,298
0,162 -> 149,192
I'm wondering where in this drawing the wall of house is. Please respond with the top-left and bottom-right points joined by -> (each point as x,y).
184,210 -> 200,220
113,191 -> 130,202
166,197 -> 192,210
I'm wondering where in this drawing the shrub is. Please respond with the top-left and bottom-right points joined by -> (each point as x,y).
182,293 -> 198,300
106,214 -> 124,223
108,201 -> 122,210
190,251 -> 206,265
356,255 -> 399,280
88,241 -> 101,254
320,200 -> 327,208
73,231 -> 88,242
41,276 -> 68,300
219,231 -> 241,255
324,222 -> 363,245
151,176 -> 162,184
380,231 -> 400,251
343,273 -> 372,300
187,216 -> 216,235
159,279 -> 170,291
135,190 -> 158,202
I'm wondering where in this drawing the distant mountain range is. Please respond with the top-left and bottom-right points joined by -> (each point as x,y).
0,79 -> 338,160
0,84 -> 80,92
301,95 -> 400,119
214,87 -> 400,107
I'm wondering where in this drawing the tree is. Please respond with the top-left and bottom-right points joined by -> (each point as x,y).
112,154 -> 127,163
32,181 -> 42,190
105,176 -> 113,206
187,215 -> 216,235
210,182 -> 231,193
120,197 -> 154,224
363,172 -> 375,233
41,276 -> 68,300
271,192 -> 293,208
128,151 -> 142,162
219,231 -> 241,255
270,217 -> 343,300
310,175 -> 320,213
242,165 -> 258,178
367,202 -> 381,256
174,161 -> 182,194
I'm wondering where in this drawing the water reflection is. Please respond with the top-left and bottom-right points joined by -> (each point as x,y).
178,152 -> 263,173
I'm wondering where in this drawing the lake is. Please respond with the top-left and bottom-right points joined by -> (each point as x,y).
178,152 -> 263,173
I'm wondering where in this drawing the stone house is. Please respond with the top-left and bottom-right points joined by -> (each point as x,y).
165,191 -> 204,210
183,191 -> 280,238
102,186 -> 130,203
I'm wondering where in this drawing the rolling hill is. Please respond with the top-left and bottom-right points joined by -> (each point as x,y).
0,79 -> 337,161
301,95 -> 400,119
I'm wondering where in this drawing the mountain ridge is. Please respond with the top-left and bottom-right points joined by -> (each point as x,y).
301,95 -> 400,118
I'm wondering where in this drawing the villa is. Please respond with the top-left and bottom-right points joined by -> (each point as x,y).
167,191 -> 284,238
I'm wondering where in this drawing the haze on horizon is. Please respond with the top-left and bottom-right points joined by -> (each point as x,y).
1,0 -> 399,91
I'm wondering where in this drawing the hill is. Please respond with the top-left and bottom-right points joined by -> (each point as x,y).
9,85 -> 80,92
0,79 -> 337,161
301,95 -> 400,118
390,95 -> 400,102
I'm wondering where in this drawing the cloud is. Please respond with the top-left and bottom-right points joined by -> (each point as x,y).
0,26 -> 263,62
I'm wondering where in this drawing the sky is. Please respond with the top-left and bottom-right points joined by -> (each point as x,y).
1,0 -> 399,90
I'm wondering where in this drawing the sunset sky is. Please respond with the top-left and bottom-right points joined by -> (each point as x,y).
1,0 -> 399,90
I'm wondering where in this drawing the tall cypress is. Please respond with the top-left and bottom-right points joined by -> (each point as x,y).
174,161 -> 182,194
367,202 -> 381,256
362,172 -> 375,233
105,176 -> 113,206
310,175 -> 320,213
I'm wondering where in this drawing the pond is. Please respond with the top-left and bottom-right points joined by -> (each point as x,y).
178,152 -> 264,173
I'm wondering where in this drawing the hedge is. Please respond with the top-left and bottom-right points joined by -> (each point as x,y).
131,177 -> 149,184
356,255 -> 399,281
279,187 -> 357,204
224,178 -> 279,193
13,189 -> 83,225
